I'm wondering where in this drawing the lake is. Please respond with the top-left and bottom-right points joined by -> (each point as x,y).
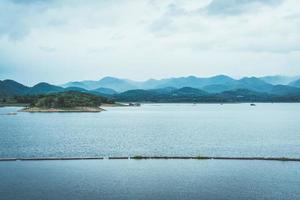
1,103 -> 300,200
0,159 -> 300,200
1,103 -> 300,158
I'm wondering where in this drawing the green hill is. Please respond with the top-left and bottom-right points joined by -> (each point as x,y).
32,91 -> 114,108
0,80 -> 29,97
26,82 -> 64,95
290,79 -> 300,88
115,88 -> 300,103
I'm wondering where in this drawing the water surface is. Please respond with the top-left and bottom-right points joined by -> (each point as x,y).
0,160 -> 299,200
1,103 -> 299,158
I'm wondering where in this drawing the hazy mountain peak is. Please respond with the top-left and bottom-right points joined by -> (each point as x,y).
260,75 -> 300,85
290,79 -> 300,88
0,79 -> 29,96
2,79 -> 28,88
27,82 -> 63,95
92,87 -> 118,95
100,76 -> 125,82
186,75 -> 198,79
239,77 -> 269,84
240,76 -> 259,81
3,79 -> 21,83
33,82 -> 53,87
211,74 -> 233,79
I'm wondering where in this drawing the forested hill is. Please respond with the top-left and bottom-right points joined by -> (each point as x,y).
114,87 -> 300,103
13,91 -> 114,108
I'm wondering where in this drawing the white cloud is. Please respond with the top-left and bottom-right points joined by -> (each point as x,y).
204,0 -> 283,15
0,0 -> 300,85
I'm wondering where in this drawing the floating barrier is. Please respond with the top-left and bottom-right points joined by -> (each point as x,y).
0,156 -> 300,162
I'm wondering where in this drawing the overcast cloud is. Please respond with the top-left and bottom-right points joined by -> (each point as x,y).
0,0 -> 300,85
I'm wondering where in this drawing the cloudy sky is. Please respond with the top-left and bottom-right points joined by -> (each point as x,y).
0,0 -> 300,85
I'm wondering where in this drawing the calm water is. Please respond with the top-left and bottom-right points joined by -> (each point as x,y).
1,104 -> 300,200
0,159 -> 300,200
0,103 -> 300,158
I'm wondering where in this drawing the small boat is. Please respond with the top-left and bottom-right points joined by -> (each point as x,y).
1,112 -> 18,115
250,103 -> 256,106
128,102 -> 141,107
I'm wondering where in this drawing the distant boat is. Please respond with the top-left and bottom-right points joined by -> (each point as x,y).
250,103 -> 256,106
128,102 -> 141,107
1,112 -> 18,115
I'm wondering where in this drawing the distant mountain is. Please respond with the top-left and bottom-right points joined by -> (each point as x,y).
58,86 -> 116,97
150,75 -> 237,89
171,87 -> 209,96
260,75 -> 300,85
217,89 -> 273,102
0,79 -> 120,97
115,87 -> 300,103
0,79 -> 29,96
98,77 -> 138,92
62,77 -> 137,92
150,87 -> 177,94
64,87 -> 89,93
62,75 -> 281,94
202,84 -> 233,93
116,87 -> 211,103
91,87 -> 118,95
151,76 -> 203,88
138,79 -> 169,89
2,75 -> 300,103
62,81 -> 91,90
236,77 -> 273,93
289,79 -> 300,88
26,82 -> 64,95
269,85 -> 300,96
116,89 -> 157,102
202,77 -> 273,93
62,75 -> 238,92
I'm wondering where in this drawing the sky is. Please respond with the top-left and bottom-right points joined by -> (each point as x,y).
0,0 -> 300,85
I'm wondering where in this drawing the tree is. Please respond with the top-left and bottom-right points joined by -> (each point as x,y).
57,96 -> 65,107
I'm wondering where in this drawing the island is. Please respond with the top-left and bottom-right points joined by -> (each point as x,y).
21,91 -> 115,113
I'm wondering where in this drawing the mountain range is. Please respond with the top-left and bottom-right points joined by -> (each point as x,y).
1,75 -> 300,102
62,75 -> 300,94
0,80 -> 116,97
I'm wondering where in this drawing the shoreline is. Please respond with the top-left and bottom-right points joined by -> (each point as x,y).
1,156 -> 300,162
21,106 -> 105,113
100,102 -> 129,107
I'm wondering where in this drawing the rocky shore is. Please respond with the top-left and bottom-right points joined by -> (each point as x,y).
21,106 -> 104,113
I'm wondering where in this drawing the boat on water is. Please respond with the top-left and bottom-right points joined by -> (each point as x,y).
1,112 -> 17,115
128,102 -> 141,107
250,103 -> 256,106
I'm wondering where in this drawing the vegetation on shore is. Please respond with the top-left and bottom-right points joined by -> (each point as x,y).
22,107 -> 104,112
12,91 -> 115,112
34,91 -> 113,108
